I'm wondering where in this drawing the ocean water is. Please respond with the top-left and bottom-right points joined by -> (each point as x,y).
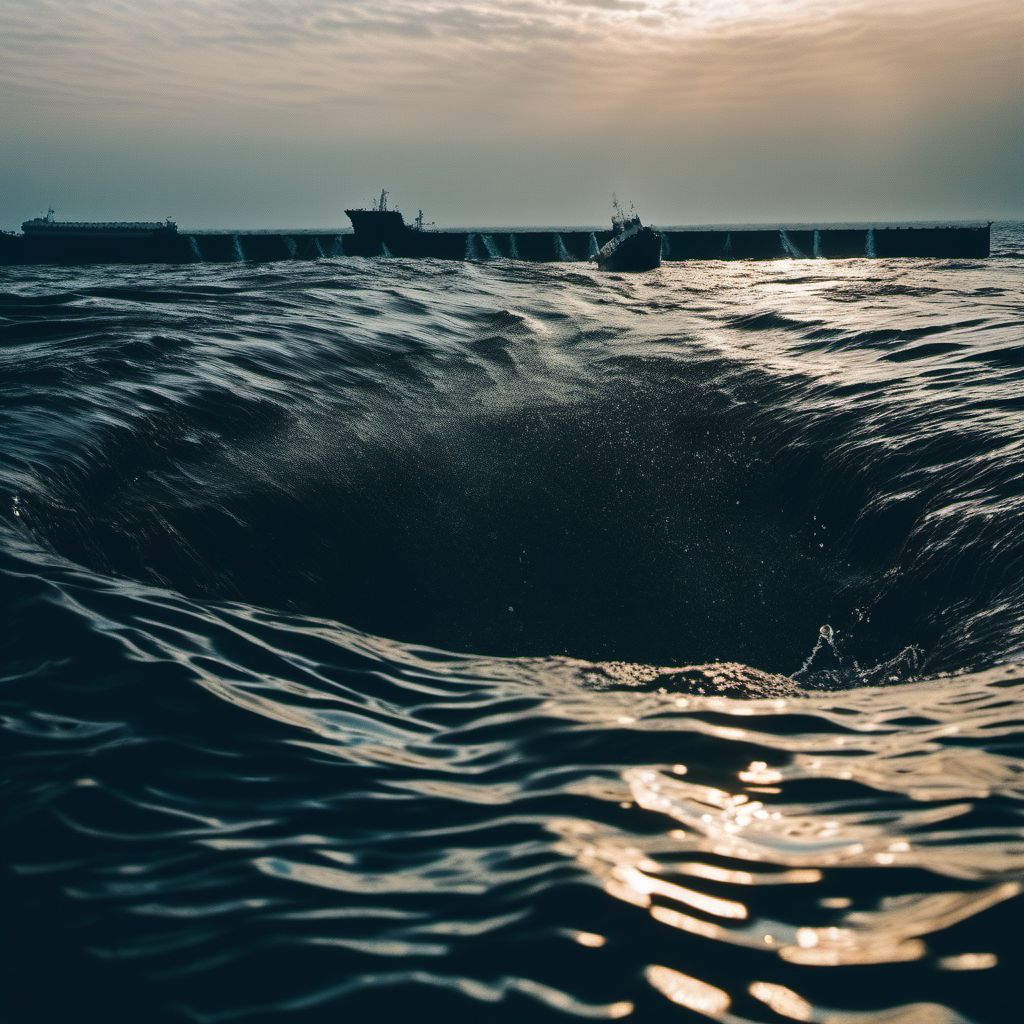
2,225 -> 1023,1023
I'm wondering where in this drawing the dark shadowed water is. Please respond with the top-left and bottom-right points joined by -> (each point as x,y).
2,226 -> 1023,1023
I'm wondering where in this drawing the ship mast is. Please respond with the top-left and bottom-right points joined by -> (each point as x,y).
611,194 -> 625,233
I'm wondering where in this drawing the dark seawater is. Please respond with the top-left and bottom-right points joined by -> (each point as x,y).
2,226 -> 1023,1023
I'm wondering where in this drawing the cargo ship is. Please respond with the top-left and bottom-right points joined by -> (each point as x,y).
21,208 -> 179,239
343,190 -> 441,257
3,208 -> 183,264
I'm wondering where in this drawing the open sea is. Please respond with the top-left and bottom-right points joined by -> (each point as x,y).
2,225 -> 1023,1023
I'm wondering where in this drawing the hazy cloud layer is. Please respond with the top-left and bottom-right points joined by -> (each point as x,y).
1,0 -> 1020,226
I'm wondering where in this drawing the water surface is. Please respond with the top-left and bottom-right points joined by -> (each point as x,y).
2,227 -> 1023,1022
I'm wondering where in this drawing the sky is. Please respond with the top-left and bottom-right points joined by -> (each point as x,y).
1,0 -> 1021,228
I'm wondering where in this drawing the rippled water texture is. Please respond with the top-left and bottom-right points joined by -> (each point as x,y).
2,227 -> 1023,1022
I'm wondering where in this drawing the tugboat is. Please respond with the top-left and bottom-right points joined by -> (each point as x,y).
591,199 -> 662,271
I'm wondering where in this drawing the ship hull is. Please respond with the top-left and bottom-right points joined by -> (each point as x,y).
0,224 -> 992,266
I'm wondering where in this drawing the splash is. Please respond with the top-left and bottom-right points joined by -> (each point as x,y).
231,234 -> 245,262
187,235 -> 203,261
554,233 -> 573,261
779,229 -> 804,258
793,623 -> 841,678
867,227 -> 877,258
481,234 -> 501,259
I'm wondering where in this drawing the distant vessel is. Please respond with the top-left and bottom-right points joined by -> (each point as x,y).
591,199 -> 662,271
21,208 -> 178,239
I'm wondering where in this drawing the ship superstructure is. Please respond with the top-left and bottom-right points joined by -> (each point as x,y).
343,191 -> 407,246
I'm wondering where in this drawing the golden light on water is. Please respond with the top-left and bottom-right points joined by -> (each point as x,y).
645,965 -> 731,1016
937,953 -> 998,971
749,981 -> 814,1021
543,666 -> 1022,1018
157,613 -> 1024,1020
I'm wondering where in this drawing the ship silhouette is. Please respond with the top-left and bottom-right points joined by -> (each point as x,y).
590,198 -> 663,271
0,192 -> 992,265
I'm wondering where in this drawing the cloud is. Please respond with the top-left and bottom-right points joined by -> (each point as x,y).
2,2 -> 1018,119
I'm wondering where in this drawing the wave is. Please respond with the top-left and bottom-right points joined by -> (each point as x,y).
3,254 -> 1023,678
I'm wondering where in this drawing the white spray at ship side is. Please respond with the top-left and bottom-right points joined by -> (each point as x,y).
779,229 -> 804,259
